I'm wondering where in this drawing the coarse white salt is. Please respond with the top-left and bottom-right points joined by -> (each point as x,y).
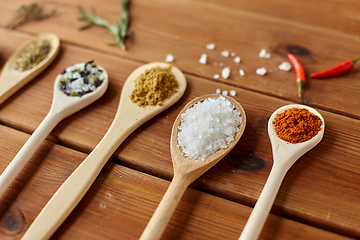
234,56 -> 241,63
279,61 -> 292,71
216,88 -> 221,94
177,96 -> 243,160
222,67 -> 231,79
259,48 -> 271,59
222,90 -> 228,96
231,52 -> 236,57
221,50 -> 230,57
199,53 -> 207,64
239,69 -> 245,76
230,90 -> 236,96
220,62 -> 224,66
165,54 -> 174,62
214,74 -> 220,79
256,67 -> 267,76
206,43 -> 216,50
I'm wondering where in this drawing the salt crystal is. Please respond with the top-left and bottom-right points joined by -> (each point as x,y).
234,56 -> 241,63
221,50 -> 230,57
259,48 -> 271,59
214,74 -> 220,79
279,61 -> 292,71
177,96 -> 242,160
231,52 -> 236,57
230,90 -> 236,96
199,53 -> 207,64
165,54 -> 174,62
206,43 -> 215,50
222,90 -> 228,96
220,62 -> 223,66
216,88 -> 221,94
256,67 -> 267,76
222,67 -> 231,79
239,69 -> 245,76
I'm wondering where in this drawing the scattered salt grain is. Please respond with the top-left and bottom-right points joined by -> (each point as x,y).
199,53 -> 207,64
222,67 -> 231,79
230,90 -> 236,96
222,90 -> 228,96
231,52 -> 236,57
221,50 -> 230,57
234,56 -> 241,63
239,69 -> 245,76
279,61 -> 292,71
256,67 -> 267,76
214,74 -> 220,79
216,88 -> 221,94
258,49 -> 271,59
165,54 -> 174,62
177,96 -> 243,160
206,43 -> 216,50
220,62 -> 224,66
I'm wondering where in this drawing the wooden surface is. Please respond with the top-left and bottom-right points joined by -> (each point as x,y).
0,0 -> 359,239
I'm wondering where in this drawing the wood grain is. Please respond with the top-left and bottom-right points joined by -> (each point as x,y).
0,0 -> 359,239
0,125 -> 351,239
0,29 -> 359,238
0,0 -> 359,119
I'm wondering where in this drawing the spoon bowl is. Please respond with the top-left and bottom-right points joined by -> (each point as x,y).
21,62 -> 187,240
239,104 -> 325,240
140,94 -> 246,240
0,62 -> 108,200
0,33 -> 60,104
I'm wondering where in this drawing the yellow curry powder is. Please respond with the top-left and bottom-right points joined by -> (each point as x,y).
130,66 -> 179,107
273,108 -> 322,144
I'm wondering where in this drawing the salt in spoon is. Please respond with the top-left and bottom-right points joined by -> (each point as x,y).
239,104 -> 325,240
21,62 -> 187,240
140,94 -> 247,240
0,62 -> 108,200
0,33 -> 60,105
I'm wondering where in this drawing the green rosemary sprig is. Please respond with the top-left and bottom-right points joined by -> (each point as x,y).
78,0 -> 131,50
6,3 -> 56,29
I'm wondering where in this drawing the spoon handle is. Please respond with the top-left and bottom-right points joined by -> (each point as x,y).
140,174 -> 189,240
239,164 -> 288,240
20,118 -> 132,240
0,110 -> 63,199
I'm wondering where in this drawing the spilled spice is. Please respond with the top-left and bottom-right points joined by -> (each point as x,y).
14,39 -> 51,72
130,66 -> 178,107
273,108 -> 322,144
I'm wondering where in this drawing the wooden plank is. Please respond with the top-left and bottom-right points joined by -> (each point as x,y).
0,30 -> 359,237
0,0 -> 359,118
0,125 -> 351,239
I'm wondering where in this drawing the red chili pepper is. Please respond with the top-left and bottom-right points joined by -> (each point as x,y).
288,53 -> 305,97
310,55 -> 360,79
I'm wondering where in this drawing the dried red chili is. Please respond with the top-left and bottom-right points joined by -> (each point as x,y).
310,55 -> 360,79
288,53 -> 305,97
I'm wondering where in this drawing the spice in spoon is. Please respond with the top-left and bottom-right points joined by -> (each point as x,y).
59,61 -> 105,97
14,39 -> 51,72
273,108 -> 322,144
130,66 -> 179,107
177,96 -> 243,160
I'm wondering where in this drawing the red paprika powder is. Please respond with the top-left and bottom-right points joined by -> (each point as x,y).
273,108 -> 322,144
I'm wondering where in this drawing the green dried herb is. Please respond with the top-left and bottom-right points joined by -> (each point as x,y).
79,0 -> 131,50
14,39 -> 51,72
6,3 -> 56,29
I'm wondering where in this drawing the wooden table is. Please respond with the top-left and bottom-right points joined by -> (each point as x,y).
0,0 -> 359,239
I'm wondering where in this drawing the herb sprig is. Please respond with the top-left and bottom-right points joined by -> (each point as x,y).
79,0 -> 131,50
6,3 -> 56,29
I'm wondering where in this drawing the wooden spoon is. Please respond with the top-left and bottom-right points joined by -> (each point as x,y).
239,104 -> 325,240
140,94 -> 246,240
0,62 -> 109,200
0,33 -> 60,104
20,62 -> 187,240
